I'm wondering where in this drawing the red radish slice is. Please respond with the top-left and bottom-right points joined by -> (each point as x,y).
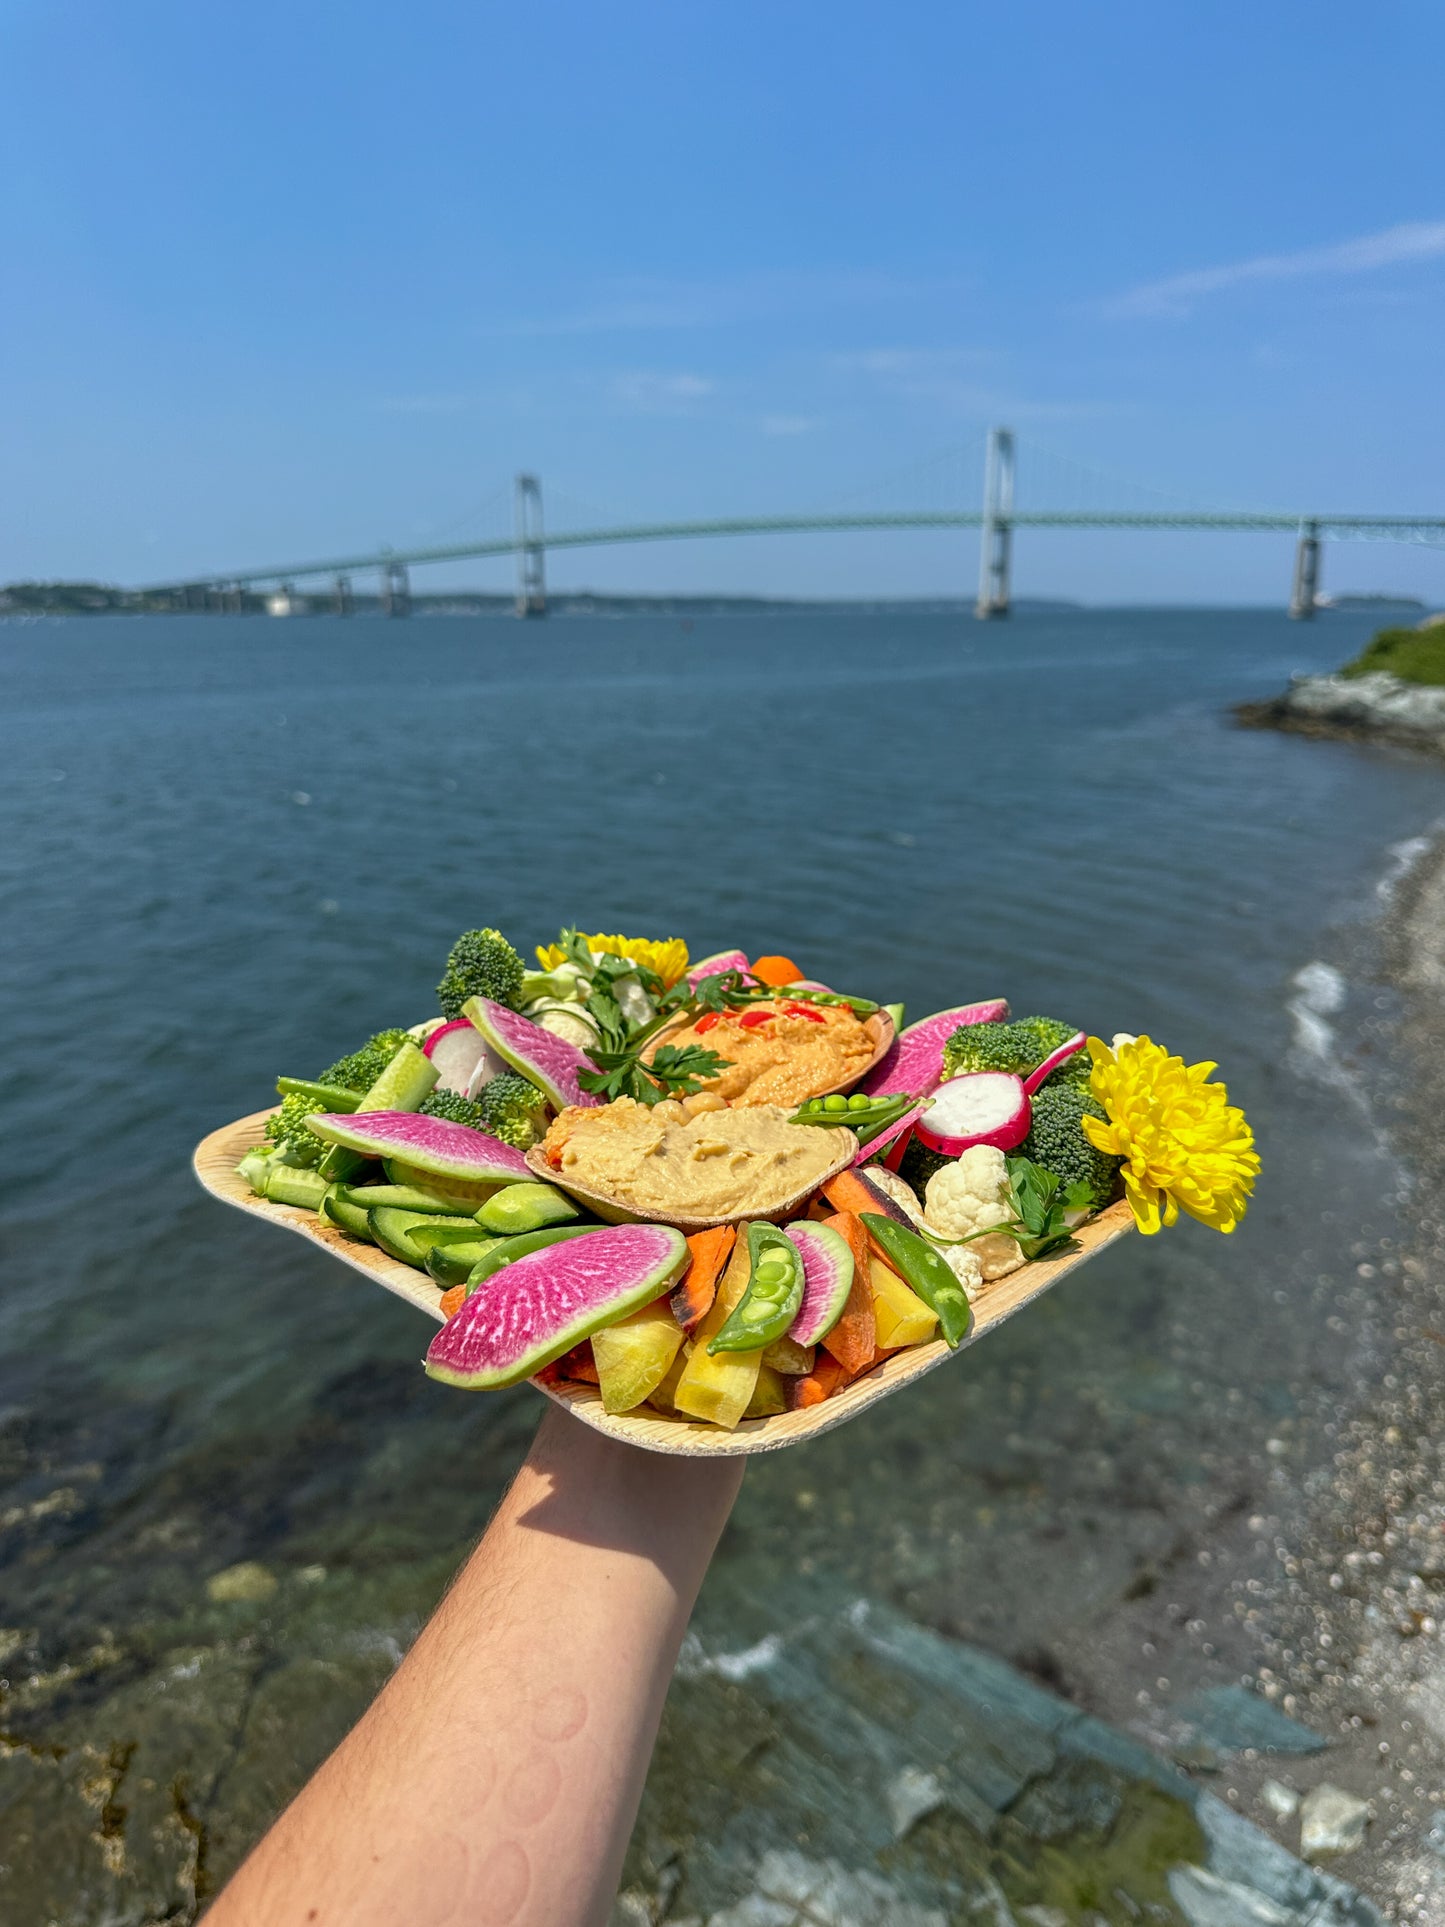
860,1001 -> 1010,1101
915,1073 -> 1031,1157
784,1221 -> 856,1347
423,1018 -> 503,1095
1022,1031 -> 1088,1096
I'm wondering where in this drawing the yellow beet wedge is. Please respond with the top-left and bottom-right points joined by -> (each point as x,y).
867,1256 -> 938,1350
591,1299 -> 686,1415
673,1233 -> 763,1427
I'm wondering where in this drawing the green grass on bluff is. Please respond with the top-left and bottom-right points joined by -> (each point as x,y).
1340,622 -> 1445,687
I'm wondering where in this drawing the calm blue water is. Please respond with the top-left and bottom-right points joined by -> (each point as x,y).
2,607 -> 1441,1896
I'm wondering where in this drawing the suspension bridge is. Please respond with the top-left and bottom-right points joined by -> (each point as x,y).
143,430 -> 1445,621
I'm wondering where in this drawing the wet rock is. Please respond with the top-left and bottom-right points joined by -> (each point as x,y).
885,1765 -> 944,1840
1261,1780 -> 1300,1820
626,1578 -> 1386,1924
1236,672 -> 1445,757
205,1560 -> 277,1604
1299,1784 -> 1371,1860
1172,1685 -> 1327,1756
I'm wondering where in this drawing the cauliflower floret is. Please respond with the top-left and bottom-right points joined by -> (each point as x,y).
938,1241 -> 985,1302
863,1167 -> 927,1226
922,1144 -> 1023,1281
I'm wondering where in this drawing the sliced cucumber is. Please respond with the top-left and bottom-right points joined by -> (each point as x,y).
464,1224 -> 600,1289
263,1165 -> 330,1210
337,1184 -> 477,1216
321,1188 -> 374,1239
405,1220 -> 496,1256
276,1077 -> 362,1111
474,1182 -> 581,1236
425,1239 -> 502,1289
368,1206 -> 471,1268
319,1041 -> 438,1182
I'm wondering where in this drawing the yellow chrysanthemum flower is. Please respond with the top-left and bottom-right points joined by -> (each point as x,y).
534,933 -> 690,990
1083,1034 -> 1260,1236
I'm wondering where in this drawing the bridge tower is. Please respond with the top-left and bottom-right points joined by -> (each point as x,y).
1289,521 -> 1321,619
514,473 -> 547,618
333,573 -> 354,616
975,427 -> 1015,619
381,560 -> 411,617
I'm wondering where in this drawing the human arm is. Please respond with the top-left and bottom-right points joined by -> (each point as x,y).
205,1406 -> 744,1927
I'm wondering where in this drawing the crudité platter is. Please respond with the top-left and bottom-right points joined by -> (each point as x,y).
194,924 -> 1257,1458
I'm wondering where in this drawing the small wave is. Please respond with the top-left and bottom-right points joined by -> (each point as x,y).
1376,834 -> 1436,907
1288,960 -> 1346,1067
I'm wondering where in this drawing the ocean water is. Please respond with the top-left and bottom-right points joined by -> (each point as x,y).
3,606 -> 1442,1902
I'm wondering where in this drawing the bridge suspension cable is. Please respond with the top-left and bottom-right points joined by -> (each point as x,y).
139,432 -> 1445,620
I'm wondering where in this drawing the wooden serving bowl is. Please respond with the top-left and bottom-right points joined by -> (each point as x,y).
194,1109 -> 1135,1459
642,1003 -> 895,1100
522,1126 -> 859,1232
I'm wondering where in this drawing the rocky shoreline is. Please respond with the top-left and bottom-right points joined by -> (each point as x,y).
1237,672 -> 1445,759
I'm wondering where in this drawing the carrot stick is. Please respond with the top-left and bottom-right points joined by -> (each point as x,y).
670,1225 -> 737,1332
786,1352 -> 852,1409
818,1212 -> 877,1374
821,1166 -> 907,1225
438,1283 -> 467,1319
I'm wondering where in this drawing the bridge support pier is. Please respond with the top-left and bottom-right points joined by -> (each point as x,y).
515,473 -> 547,617
1289,523 -> 1321,619
381,561 -> 411,617
334,573 -> 354,616
975,426 -> 1015,618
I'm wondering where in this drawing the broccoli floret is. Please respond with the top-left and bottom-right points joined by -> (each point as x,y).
473,1072 -> 549,1150
419,1088 -> 489,1130
941,1015 -> 1090,1089
1019,1083 -> 1120,1210
318,1028 -> 411,1094
263,1091 -> 329,1168
437,928 -> 525,1020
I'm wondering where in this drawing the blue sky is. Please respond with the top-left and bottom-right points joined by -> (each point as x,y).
4,0 -> 1443,603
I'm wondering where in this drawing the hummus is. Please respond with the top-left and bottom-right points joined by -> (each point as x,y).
656,1001 -> 876,1107
542,1098 -> 849,1220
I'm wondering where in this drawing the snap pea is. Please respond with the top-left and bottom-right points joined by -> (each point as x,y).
861,1214 -> 973,1349
708,1222 -> 806,1355
791,1089 -> 918,1146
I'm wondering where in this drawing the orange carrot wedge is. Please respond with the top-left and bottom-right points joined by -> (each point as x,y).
786,1352 -> 853,1409
821,1166 -> 909,1226
557,1341 -> 599,1385
438,1283 -> 468,1319
818,1212 -> 878,1373
670,1225 -> 736,1332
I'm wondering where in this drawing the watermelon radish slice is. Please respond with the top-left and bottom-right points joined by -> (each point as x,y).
306,1110 -> 532,1184
860,1000 -> 1010,1101
425,1223 -> 688,1389
422,1018 -> 503,1095
784,1221 -> 856,1348
686,949 -> 752,990
463,997 -> 601,1111
915,1072 -> 1031,1156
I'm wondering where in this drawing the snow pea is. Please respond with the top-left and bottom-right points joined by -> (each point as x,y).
792,1090 -> 917,1145
861,1214 -> 973,1349
708,1222 -> 805,1355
